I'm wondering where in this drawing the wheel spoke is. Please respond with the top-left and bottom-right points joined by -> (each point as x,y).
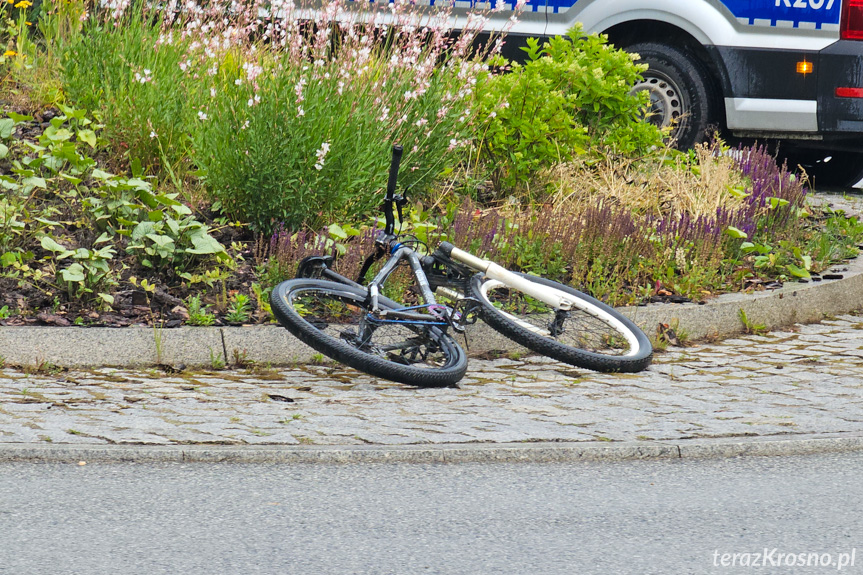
288,287 -> 457,371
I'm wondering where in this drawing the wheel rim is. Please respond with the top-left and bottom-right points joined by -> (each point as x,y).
631,71 -> 685,132
478,279 -> 641,357
287,286 -> 459,370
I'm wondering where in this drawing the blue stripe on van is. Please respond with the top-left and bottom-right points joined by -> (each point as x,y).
720,0 -> 840,28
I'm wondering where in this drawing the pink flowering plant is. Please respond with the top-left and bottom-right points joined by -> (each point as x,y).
59,0 -> 509,233
60,0 -> 255,173
193,0 -> 503,233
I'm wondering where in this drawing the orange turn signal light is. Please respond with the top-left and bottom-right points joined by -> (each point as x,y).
796,61 -> 814,75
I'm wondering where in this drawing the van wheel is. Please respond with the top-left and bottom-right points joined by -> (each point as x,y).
627,42 -> 716,150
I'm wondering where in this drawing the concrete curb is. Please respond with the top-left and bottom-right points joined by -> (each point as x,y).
1,253 -> 861,369
3,435 -> 863,464
620,253 -> 863,342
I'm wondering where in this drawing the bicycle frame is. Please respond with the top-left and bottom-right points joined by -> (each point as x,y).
294,139 -> 583,333
297,144 -> 634,344
275,144 -> 652,379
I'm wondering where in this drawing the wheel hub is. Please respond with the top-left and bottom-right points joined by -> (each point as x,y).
631,74 -> 684,131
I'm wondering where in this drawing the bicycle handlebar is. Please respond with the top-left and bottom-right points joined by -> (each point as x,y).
383,144 -> 403,236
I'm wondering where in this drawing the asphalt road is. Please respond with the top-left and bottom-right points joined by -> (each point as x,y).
1,452 -> 862,574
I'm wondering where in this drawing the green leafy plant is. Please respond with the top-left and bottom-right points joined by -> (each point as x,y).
40,236 -> 117,304
224,293 -> 252,324
475,24 -> 664,194
208,347 -> 225,370
186,295 -> 215,326
60,4 -> 197,173
738,308 -> 768,335
82,169 -> 230,273
251,282 -> 272,322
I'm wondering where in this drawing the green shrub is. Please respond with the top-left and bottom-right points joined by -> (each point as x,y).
475,25 -> 665,194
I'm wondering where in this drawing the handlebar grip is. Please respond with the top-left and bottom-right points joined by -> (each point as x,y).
386,144 -> 403,200
438,242 -> 455,257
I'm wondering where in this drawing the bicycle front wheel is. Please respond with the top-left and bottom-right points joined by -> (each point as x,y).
271,279 -> 467,387
470,273 -> 652,373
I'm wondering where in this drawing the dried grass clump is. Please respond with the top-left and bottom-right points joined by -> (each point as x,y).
549,143 -> 750,219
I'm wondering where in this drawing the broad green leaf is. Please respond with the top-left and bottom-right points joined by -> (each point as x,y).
342,224 -> 362,237
128,178 -> 151,190
148,210 -> 164,222
94,245 -> 116,259
786,264 -> 811,279
725,226 -> 748,240
24,140 -> 48,155
40,236 -> 71,254
0,143 -> 7,159
33,217 -> 60,227
52,128 -> 74,142
145,233 -> 175,248
187,230 -> 227,256
91,168 -> 114,180
7,111 -> 33,124
1,252 -> 18,267
94,232 -> 113,245
131,221 -> 157,241
97,293 -> 115,305
0,176 -> 19,191
154,193 -> 182,206
165,217 -> 180,236
136,188 -> 159,209
60,173 -> 83,185
60,263 -> 86,283
58,103 -> 75,117
0,118 -> 13,139
22,177 -> 47,190
42,155 -> 65,173
130,158 -> 143,178
328,223 -> 347,240
768,197 -> 790,210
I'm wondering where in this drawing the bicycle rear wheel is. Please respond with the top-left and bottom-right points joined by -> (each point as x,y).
271,279 -> 467,387
470,273 -> 652,373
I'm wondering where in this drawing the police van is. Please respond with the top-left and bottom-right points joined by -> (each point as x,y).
479,0 -> 863,185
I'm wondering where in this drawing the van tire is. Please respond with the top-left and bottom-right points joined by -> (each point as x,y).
627,42 -> 716,150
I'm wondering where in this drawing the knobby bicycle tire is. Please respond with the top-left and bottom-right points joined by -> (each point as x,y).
271,279 -> 468,387
469,273 -> 652,373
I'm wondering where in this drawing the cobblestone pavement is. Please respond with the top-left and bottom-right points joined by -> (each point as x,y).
1,314 -> 863,446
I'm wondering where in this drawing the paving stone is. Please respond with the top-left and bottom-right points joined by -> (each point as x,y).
5,319 -> 863,446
